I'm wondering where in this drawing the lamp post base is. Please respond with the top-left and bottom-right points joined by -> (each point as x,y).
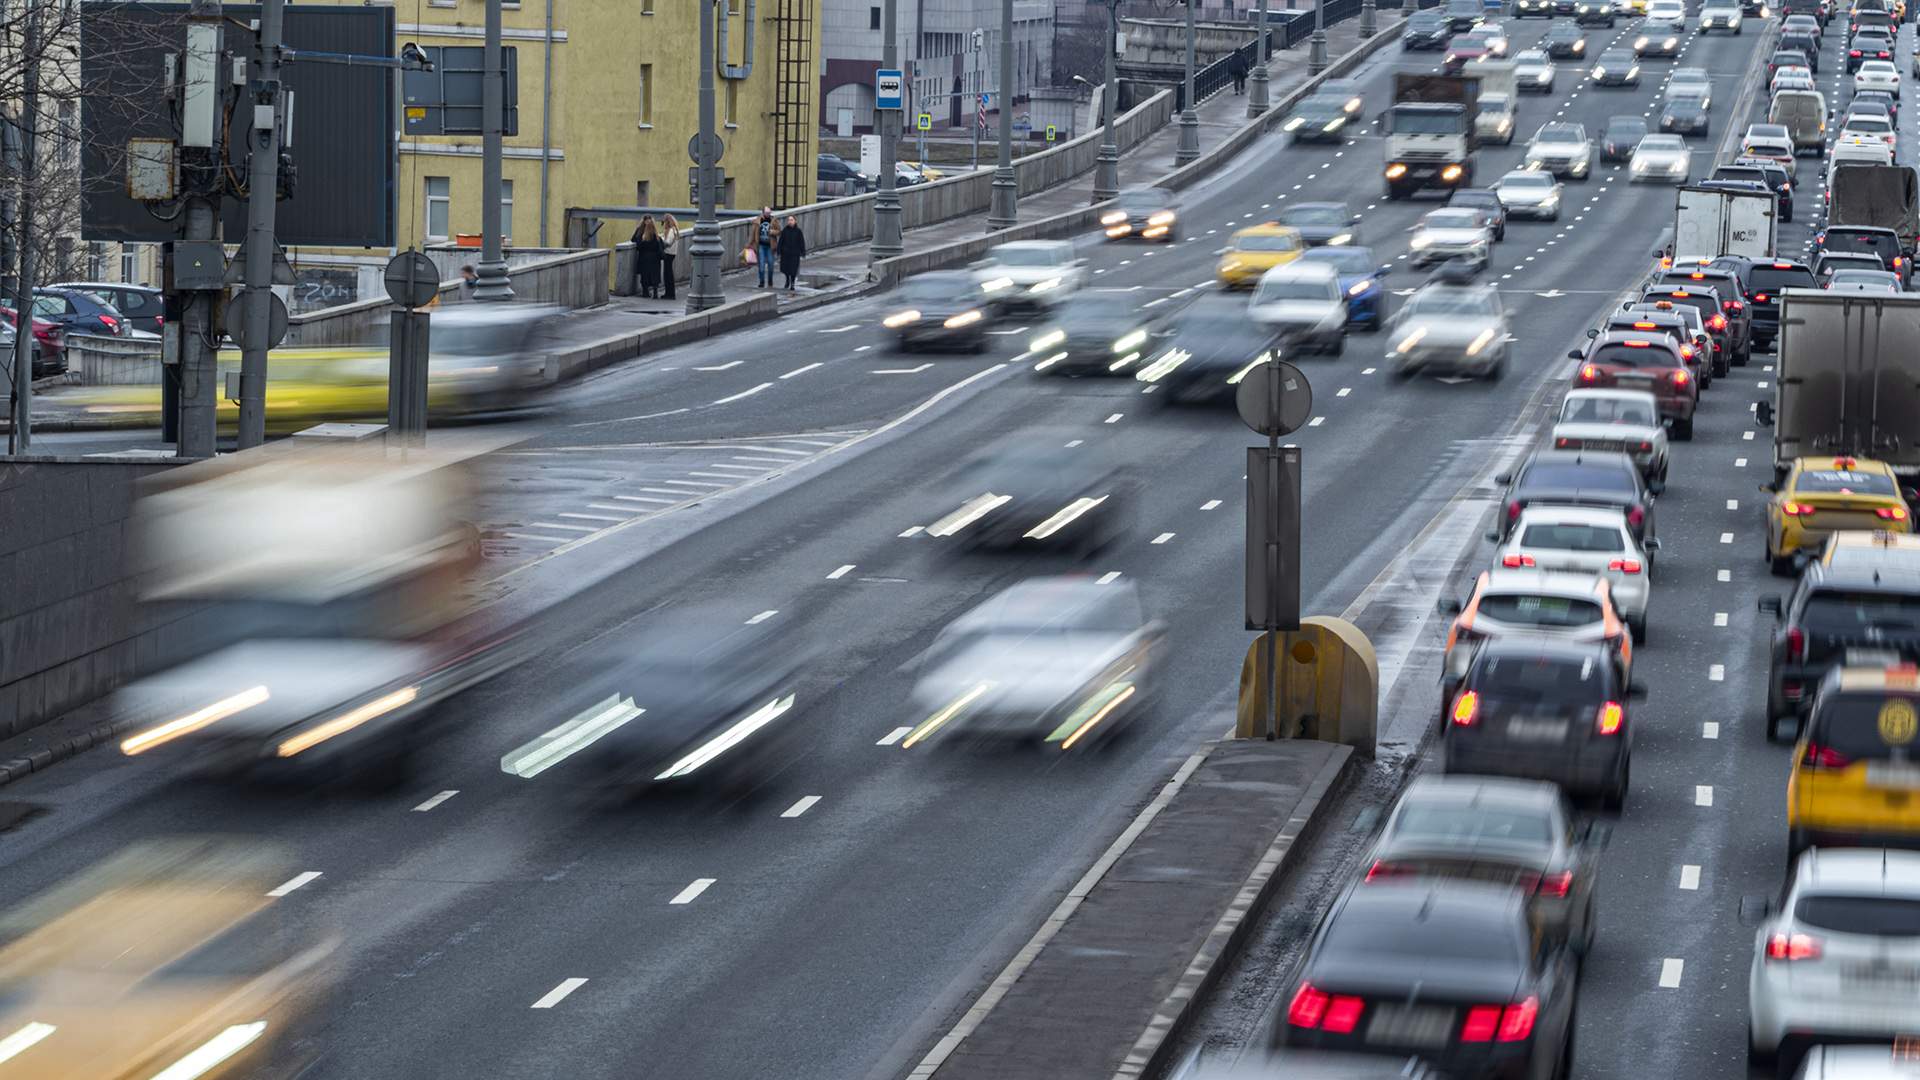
1360,0 -> 1377,36
1092,147 -> 1120,202
1246,64 -> 1271,117
1175,110 -> 1200,164
1308,29 -> 1329,73
987,168 -> 1018,230
472,258 -> 514,302
873,191 -> 903,258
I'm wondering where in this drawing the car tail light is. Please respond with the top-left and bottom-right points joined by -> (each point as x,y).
1766,932 -> 1824,961
1508,500 -> 1523,521
1555,437 -> 1575,449
1637,440 -> 1654,452
1879,506 -> 1909,520
99,314 -> 119,333
1536,870 -> 1575,897
1803,742 -> 1851,769
1461,998 -> 1540,1042
1502,553 -> 1537,568
1709,313 -> 1728,330
1607,558 -> 1643,573
1679,345 -> 1695,359
1596,701 -> 1625,735
1835,457 -> 1856,468
1624,340 -> 1652,348
1787,625 -> 1807,660
1461,1006 -> 1502,1043
1782,502 -> 1816,516
1753,291 -> 1770,302
1580,363 -> 1600,381
1287,983 -> 1365,1031
1627,505 -> 1645,529
1726,299 -> 1743,311
1365,859 -> 1411,882
1852,48 -> 1863,55
1673,369 -> 1691,385
1452,690 -> 1480,726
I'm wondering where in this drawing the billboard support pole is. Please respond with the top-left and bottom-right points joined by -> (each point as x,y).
177,0 -> 225,459
237,0 -> 287,449
6,4 -> 43,455
473,0 -> 514,301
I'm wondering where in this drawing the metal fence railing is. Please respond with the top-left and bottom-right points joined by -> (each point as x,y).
1180,0 -> 1443,110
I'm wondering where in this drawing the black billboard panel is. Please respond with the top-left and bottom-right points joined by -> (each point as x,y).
82,3 -> 396,248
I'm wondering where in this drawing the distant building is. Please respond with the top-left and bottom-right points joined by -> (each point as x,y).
821,0 -> 1053,135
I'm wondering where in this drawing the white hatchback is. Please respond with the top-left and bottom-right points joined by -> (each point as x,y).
1496,505 -> 1655,641
1856,59 -> 1902,96
1749,849 -> 1920,1073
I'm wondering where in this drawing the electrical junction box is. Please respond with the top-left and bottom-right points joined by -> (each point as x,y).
126,138 -> 176,201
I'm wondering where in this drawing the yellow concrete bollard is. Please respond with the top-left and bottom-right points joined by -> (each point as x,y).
1235,616 -> 1379,758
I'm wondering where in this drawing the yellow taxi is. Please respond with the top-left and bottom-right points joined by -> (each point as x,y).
1816,529 -> 1920,570
1215,223 -> 1307,289
1790,664 -> 1920,856
1764,456 -> 1914,574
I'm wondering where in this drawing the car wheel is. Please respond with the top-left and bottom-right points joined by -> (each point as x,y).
1671,415 -> 1694,441
1328,334 -> 1346,357
1601,760 -> 1629,811
1747,1031 -> 1776,1073
1548,206 -> 1560,221
1629,614 -> 1647,644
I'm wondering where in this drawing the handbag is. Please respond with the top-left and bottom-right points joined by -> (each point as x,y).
742,246 -> 758,266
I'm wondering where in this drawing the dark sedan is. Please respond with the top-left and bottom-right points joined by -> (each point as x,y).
1445,637 -> 1641,808
1659,95 -> 1710,137
884,271 -> 993,352
1284,95 -> 1358,144
1494,448 -> 1658,541
1277,881 -> 1580,1078
1029,291 -> 1164,376
925,431 -> 1133,552
1711,256 -> 1815,350
1402,10 -> 1454,49
1759,564 -> 1920,740
1542,23 -> 1588,58
1276,202 -> 1363,246
1135,293 -> 1282,403
1600,115 -> 1648,161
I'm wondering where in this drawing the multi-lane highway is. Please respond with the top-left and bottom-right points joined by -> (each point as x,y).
0,4 -> 1873,1077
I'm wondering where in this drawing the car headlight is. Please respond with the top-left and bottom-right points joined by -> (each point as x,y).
1634,35 -> 1649,46
1628,65 -> 1640,77
1664,36 -> 1678,46
1499,117 -> 1513,132
1147,210 -> 1176,226
1574,41 -> 1586,51
1323,118 -> 1345,132
1386,163 -> 1409,178
884,309 -> 922,328
1347,279 -> 1373,296
1411,234 -> 1433,249
1112,329 -> 1148,354
1328,233 -> 1353,246
944,309 -> 983,329
981,276 -> 1013,293
1030,276 -> 1063,294
1030,329 -> 1065,352
1100,210 -> 1128,225
1441,164 -> 1464,180
1593,66 -> 1608,76
1285,117 -> 1305,131
1220,259 -> 1243,273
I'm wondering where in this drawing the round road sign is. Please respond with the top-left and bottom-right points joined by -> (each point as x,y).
688,131 -> 726,164
1234,357 -> 1313,438
384,250 -> 441,309
224,291 -> 289,352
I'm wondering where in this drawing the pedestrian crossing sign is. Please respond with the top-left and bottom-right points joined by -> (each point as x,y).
916,112 -> 932,131
1045,124 -> 1057,143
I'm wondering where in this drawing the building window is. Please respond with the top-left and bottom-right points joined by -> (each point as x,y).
639,63 -> 653,127
721,177 -> 736,209
636,180 -> 650,206
425,176 -> 450,241
869,5 -> 880,28
643,0 -> 654,11
500,179 -> 514,244
120,250 -> 137,282
725,81 -> 738,128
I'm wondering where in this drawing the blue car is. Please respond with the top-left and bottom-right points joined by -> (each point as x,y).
1299,246 -> 1390,330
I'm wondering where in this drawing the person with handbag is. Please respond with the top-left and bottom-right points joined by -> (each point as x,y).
755,208 -> 776,287
633,215 -> 665,299
660,214 -> 682,300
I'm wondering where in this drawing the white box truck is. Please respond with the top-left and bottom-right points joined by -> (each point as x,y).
1671,184 -> 1776,264
1762,291 -> 1920,479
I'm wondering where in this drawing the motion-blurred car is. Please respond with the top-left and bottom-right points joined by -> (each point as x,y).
902,576 -> 1163,750
32,286 -> 131,338
1320,78 -> 1366,115
1402,9 -> 1455,49
1699,0 -> 1745,28
1444,0 -> 1486,31
1569,330 -> 1697,438
1248,262 -> 1347,355
1758,554 -> 1920,739
1629,133 -> 1691,183
974,240 -> 1088,312
1660,94 -> 1710,136
1493,169 -> 1563,220
1542,22 -> 1588,57
1363,776 -> 1605,951
1443,27 -> 1503,71
1384,281 -> 1509,378
1217,223 -> 1308,288
1409,207 -> 1494,270
1741,123 -> 1798,167
1632,25 -> 1682,55
1575,0 -> 1617,25
1749,849 -> 1920,1073
1439,568 -> 1633,702
502,608 -> 809,792
1134,293 -> 1282,402
1028,291 -> 1166,376
1445,636 -> 1641,807
1497,505 -> 1657,642
1494,448 -> 1658,542
1514,49 -> 1557,91
1762,456 -> 1914,573
1284,94 -> 1357,143
1099,187 -> 1179,241
1300,246 -> 1391,330
1278,880 -> 1580,1074
1551,387 -> 1669,480
1276,201 -> 1363,246
924,431 -> 1133,552
1601,114 -> 1648,160
1525,121 -> 1594,179
1665,66 -> 1713,106
884,270 -> 993,352
1590,47 -> 1641,85
1448,188 -> 1509,240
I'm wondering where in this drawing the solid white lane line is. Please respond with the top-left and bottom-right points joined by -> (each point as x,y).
670,879 -> 716,905
733,456 -> 792,466
413,791 -> 459,812
1105,413 -> 1124,423
828,564 -> 855,579
703,464 -> 766,473
1097,571 -> 1123,584
1714,612 -> 1728,627
1719,531 -> 1734,544
615,495 -> 677,505
1680,865 -> 1701,891
1660,958 -> 1685,988
506,533 -> 576,543
781,796 -> 822,818
559,512 -> 627,522
746,610 -> 778,624
1151,532 -> 1176,544
899,526 -> 924,538
687,472 -> 746,481
531,522 -> 598,532
874,363 -> 935,374
877,726 -> 913,746
1201,499 -> 1222,510
1696,785 -> 1714,807
735,445 -> 811,456
820,324 -> 861,333
641,487 -> 694,495
532,978 -> 589,1009
587,503 -> 646,513
267,872 -> 322,897
713,381 -> 774,405
663,480 -> 727,489
695,360 -> 744,371
1703,721 -> 1720,739
1709,664 -> 1725,682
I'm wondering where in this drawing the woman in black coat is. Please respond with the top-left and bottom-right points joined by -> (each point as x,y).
775,215 -> 807,292
633,215 -> 665,298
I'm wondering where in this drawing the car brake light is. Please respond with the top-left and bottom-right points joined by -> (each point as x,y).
1508,500 -> 1523,520
1730,300 -> 1745,311
1624,340 -> 1652,348
1852,48 -> 1863,55
1608,558 -> 1643,573
1462,998 -> 1540,1042
1596,701 -> 1625,735
1365,859 -> 1409,882
99,315 -> 119,332
1632,321 -> 1658,329
1709,313 -> 1728,330
1638,440 -> 1654,452
1461,1006 -> 1503,1042
1287,983 -> 1365,1031
1787,625 -> 1807,660
1452,690 -> 1480,726
1627,505 -> 1645,528
1555,437 -> 1574,449
1502,553 -> 1537,568
1680,344 -> 1695,359
1498,997 -> 1539,1042
1689,272 -> 1707,279
1767,933 -> 1824,961
1754,291 -> 1770,302
1879,506 -> 1909,520
1782,501 -> 1816,516
1536,870 -> 1575,897
1802,742 -> 1851,769
1324,995 -> 1365,1034
1673,369 -> 1691,385
1580,364 -> 1601,381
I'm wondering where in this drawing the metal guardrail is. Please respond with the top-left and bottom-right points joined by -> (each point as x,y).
1184,0 -> 1440,109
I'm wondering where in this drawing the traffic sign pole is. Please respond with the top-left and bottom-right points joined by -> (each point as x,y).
1238,355 -> 1310,740
873,15 -> 904,257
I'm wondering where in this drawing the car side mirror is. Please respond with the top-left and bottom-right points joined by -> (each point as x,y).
1627,681 -> 1650,700
1494,472 -> 1512,485
1739,895 -> 1777,926
1644,536 -> 1662,550
1758,594 -> 1784,617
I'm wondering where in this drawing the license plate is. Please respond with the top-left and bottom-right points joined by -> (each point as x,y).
1845,964 -> 1920,987
1508,717 -> 1569,741
1583,440 -> 1624,452
1366,1004 -> 1455,1048
1867,763 -> 1920,789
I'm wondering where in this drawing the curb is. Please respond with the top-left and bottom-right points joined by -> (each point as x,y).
0,709 -> 140,788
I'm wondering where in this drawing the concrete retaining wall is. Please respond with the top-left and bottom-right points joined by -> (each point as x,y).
288,248 -> 611,346
0,457 -> 208,737
544,292 -> 778,383
67,334 -> 160,386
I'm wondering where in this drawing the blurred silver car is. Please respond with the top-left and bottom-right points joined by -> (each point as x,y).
1552,387 -> 1669,479
1385,282 -> 1509,377
1409,207 -> 1494,269
925,431 -> 1133,552
1493,168 -> 1563,220
884,270 -> 993,352
1248,262 -> 1347,355
1629,133 -> 1691,182
1665,67 -> 1713,107
1525,121 -> 1594,179
973,240 -> 1088,312
1514,49 -> 1558,91
904,577 -> 1164,749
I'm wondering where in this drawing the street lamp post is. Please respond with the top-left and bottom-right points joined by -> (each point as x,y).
987,0 -> 1017,229
473,0 -> 514,301
687,0 -> 725,311
1404,0 -> 1418,16
873,0 -> 903,256
1090,0 -> 1121,201
1247,0 -> 1271,117
1361,0 -> 1378,38
1175,0 -> 1200,164
1309,0 -> 1329,73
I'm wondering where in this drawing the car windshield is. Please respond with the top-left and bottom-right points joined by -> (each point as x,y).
1606,118 -> 1649,140
1517,50 -> 1548,63
1751,124 -> 1790,139
1562,396 -> 1656,426
1412,11 -> 1447,26
1424,210 -> 1482,230
1117,190 -> 1168,210
1301,247 -> 1377,274
1394,802 -> 1556,844
1846,118 -> 1893,133
1391,108 -> 1468,134
1666,98 -> 1707,114
1826,231 -> 1901,265
1830,270 -> 1900,288
1476,652 -> 1608,704
1640,136 -> 1686,151
1588,342 -> 1674,368
1523,462 -> 1636,493
1296,97 -> 1346,117
1749,264 -> 1817,293
1652,292 -> 1717,320
1714,167 -> 1767,183
1599,49 -> 1634,63
1408,288 -> 1497,316
1254,279 -> 1333,302
1058,295 -> 1140,325
1795,468 -> 1900,495
901,277 -> 973,303
989,246 -> 1067,268
1810,694 -> 1920,762
1235,232 -> 1301,252
1319,903 -> 1525,966
1538,124 -> 1583,142
1520,522 -> 1628,552
1796,894 -> 1920,936
1280,205 -> 1347,226
1479,593 -> 1605,628
1500,172 -> 1554,189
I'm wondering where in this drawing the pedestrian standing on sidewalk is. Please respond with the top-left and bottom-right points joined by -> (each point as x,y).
1229,51 -> 1249,95
755,208 -> 777,287
459,264 -> 478,300
776,214 -> 807,292
634,214 -> 665,298
660,213 -> 682,300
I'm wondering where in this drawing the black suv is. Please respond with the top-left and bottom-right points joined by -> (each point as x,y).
1816,225 -> 1909,285
1760,560 -> 1920,740
1446,637 -> 1641,807
1711,256 -> 1815,351
1492,449 -> 1659,542
1653,265 -> 1752,366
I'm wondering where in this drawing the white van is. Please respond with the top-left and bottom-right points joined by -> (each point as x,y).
1826,136 -> 1895,193
1768,89 -> 1827,156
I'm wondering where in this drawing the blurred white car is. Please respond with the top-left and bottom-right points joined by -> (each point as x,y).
1629,134 -> 1691,182
1497,505 -> 1655,641
1514,49 -> 1557,92
1248,262 -> 1348,355
1748,849 -> 1920,1073
1771,65 -> 1814,94
1699,0 -> 1743,30
1840,112 -> 1898,152
1666,67 -> 1713,107
1644,0 -> 1687,28
1855,59 -> 1901,95
1384,282 -> 1510,378
973,240 -> 1088,312
1409,207 -> 1495,269
1551,388 -> 1669,480
1526,121 -> 1595,179
1494,169 -> 1564,220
